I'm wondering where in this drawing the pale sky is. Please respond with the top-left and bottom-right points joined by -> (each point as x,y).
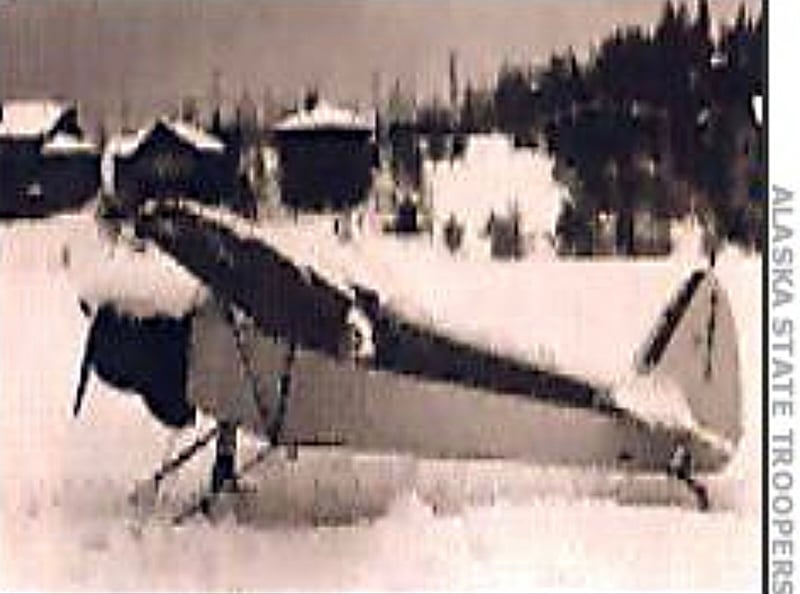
0,0 -> 761,133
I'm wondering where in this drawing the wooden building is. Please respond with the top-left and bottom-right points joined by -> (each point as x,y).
0,99 -> 98,217
273,98 -> 375,211
104,119 -> 247,215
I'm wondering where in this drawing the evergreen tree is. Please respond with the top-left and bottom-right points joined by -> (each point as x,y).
523,0 -> 762,254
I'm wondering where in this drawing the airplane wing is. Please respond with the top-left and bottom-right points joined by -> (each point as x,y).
134,201 -> 603,412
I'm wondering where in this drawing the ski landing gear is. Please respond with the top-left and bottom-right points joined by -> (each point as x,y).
129,424 -> 221,513
667,443 -> 710,512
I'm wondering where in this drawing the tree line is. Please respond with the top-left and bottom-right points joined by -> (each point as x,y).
413,0 -> 763,254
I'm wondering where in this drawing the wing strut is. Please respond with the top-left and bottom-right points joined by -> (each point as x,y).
220,299 -> 298,444
173,342 -> 298,525
176,310 -> 299,523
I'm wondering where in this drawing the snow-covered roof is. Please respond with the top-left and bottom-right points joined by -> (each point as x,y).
105,129 -> 147,158
105,119 -> 225,158
274,100 -> 373,132
165,120 -> 225,152
42,133 -> 98,155
0,99 -> 74,139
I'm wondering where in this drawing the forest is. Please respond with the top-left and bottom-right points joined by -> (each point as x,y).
415,0 -> 763,254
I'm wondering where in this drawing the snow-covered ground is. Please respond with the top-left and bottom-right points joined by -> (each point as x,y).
0,213 -> 761,592
425,134 -> 567,258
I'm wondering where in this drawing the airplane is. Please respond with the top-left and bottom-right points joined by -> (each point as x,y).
72,199 -> 742,522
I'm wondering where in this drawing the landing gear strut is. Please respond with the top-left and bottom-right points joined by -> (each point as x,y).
210,420 -> 239,495
200,420 -> 239,517
667,444 -> 710,511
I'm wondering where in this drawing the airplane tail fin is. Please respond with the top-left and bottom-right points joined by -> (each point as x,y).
634,267 -> 743,450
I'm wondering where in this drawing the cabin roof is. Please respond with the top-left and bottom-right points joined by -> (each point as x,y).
42,133 -> 98,155
0,99 -> 74,139
105,129 -> 147,158
106,118 -> 225,158
274,100 -> 373,133
165,120 -> 225,152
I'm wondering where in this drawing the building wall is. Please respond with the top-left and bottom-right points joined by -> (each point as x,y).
41,153 -> 101,212
1,143 -> 99,218
276,129 -> 373,211
50,108 -> 82,139
0,139 -> 40,212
